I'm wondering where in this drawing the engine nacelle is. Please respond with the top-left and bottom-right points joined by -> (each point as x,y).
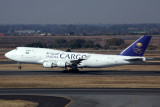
43,62 -> 54,68
56,61 -> 66,67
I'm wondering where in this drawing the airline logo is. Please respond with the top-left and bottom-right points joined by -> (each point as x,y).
133,42 -> 143,54
46,52 -> 87,59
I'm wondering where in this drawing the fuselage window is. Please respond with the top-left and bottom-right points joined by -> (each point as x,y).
26,52 -> 29,54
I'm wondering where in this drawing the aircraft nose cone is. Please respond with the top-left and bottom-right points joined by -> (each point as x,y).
5,52 -> 11,59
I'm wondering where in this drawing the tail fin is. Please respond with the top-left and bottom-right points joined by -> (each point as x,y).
119,36 -> 152,56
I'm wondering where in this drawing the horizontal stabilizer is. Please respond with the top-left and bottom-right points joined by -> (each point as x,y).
125,58 -> 145,62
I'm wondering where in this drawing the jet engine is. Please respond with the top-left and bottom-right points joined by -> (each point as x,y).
56,61 -> 66,67
43,62 -> 54,68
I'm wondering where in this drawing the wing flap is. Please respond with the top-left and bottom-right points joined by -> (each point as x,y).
70,55 -> 90,66
70,59 -> 85,66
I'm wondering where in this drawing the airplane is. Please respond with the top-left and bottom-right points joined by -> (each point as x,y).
5,35 -> 152,72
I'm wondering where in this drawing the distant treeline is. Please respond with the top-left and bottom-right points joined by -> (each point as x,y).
26,38 -> 126,50
26,38 -> 158,50
1,24 -> 160,36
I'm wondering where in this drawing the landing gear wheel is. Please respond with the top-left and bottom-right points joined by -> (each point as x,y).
69,69 -> 79,73
18,62 -> 22,70
69,69 -> 73,72
76,69 -> 79,72
62,70 -> 69,73
18,66 -> 22,69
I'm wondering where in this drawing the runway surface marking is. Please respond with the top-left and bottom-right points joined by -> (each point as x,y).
126,98 -> 136,107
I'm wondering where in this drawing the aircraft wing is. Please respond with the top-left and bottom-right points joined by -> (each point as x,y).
70,59 -> 85,66
70,55 -> 90,66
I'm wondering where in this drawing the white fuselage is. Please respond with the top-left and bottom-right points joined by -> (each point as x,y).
5,47 -> 145,68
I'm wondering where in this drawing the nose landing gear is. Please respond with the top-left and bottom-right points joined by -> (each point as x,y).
18,66 -> 22,69
18,62 -> 22,69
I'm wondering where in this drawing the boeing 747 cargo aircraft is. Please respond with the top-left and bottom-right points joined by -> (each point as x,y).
5,36 -> 152,72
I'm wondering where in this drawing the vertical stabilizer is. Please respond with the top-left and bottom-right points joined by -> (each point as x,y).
119,36 -> 152,56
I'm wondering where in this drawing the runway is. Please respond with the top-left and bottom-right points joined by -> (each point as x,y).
0,70 -> 160,76
0,88 -> 160,107
1,60 -> 160,77
0,62 -> 160,106
1,60 -> 160,76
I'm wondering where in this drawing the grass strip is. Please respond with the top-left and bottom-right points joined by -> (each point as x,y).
0,76 -> 160,88
0,99 -> 38,107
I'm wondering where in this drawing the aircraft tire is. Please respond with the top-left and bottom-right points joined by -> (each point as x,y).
18,66 -> 22,69
62,70 -> 69,73
69,69 -> 79,73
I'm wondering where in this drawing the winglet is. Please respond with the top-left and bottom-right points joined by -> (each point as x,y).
119,36 -> 152,56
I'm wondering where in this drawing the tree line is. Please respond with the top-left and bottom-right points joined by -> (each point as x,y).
26,38 -> 125,50
27,38 -> 158,50
1,24 -> 160,36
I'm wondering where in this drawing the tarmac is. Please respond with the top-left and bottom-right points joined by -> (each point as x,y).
0,88 -> 160,107
0,60 -> 160,106
0,70 -> 160,76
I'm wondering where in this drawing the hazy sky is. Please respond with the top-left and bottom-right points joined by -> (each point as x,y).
0,0 -> 160,24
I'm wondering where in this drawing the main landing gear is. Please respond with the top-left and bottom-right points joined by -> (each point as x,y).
63,66 -> 79,73
18,62 -> 22,69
